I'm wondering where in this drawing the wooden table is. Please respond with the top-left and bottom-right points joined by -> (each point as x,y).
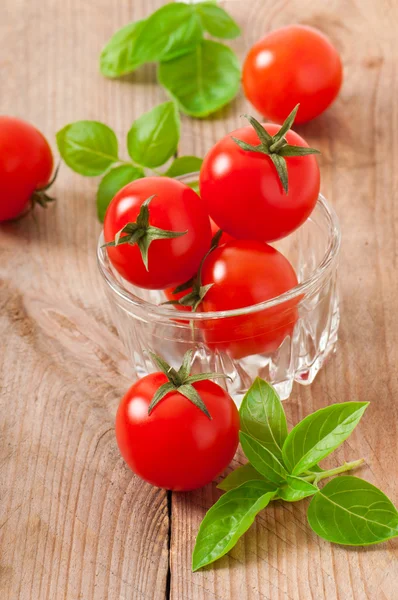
1,0 -> 397,598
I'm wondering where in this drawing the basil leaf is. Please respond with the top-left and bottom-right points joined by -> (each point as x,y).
239,432 -> 288,485
127,102 -> 180,168
239,377 -> 288,460
195,2 -> 241,39
192,481 -> 276,571
308,476 -> 398,545
158,39 -> 241,118
218,463 -> 270,492
134,3 -> 202,66
97,165 -> 144,222
56,121 -> 119,176
165,156 -> 203,178
99,19 -> 147,78
282,402 -> 369,476
277,476 -> 318,503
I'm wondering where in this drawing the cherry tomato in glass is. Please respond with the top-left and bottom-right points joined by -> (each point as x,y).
198,240 -> 299,359
115,372 -> 239,491
243,25 -> 343,124
200,124 -> 320,242
0,116 -> 54,222
104,177 -> 212,290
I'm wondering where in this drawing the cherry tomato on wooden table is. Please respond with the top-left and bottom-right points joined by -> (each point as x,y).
0,116 -> 55,221
200,108 -> 320,242
104,177 -> 212,289
243,25 -> 343,124
115,351 -> 240,491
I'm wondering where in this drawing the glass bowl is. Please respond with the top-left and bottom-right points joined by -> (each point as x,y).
97,173 -> 341,403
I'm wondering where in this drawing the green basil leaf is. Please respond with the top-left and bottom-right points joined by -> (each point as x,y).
239,432 -> 288,485
195,2 -> 241,39
282,402 -> 369,476
308,476 -> 398,545
158,39 -> 241,118
277,476 -> 318,503
56,121 -> 119,176
192,481 -> 276,571
165,156 -> 203,178
97,165 -> 144,222
239,377 -> 288,460
127,102 -> 180,168
134,3 -> 202,66
218,463 -> 270,492
99,19 -> 147,78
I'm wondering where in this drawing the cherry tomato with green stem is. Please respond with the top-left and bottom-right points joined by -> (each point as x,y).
200,108 -> 320,243
0,116 -> 55,222
243,25 -> 343,124
115,351 -> 240,491
104,177 -> 212,290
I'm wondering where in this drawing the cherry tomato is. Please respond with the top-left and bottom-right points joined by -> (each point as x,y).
198,240 -> 299,359
200,123 -> 320,242
116,372 -> 239,491
0,116 -> 54,221
104,177 -> 212,289
243,25 -> 343,124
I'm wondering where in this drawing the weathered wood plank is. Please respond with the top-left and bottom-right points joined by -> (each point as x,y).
1,0 -> 398,598
173,1 -> 398,599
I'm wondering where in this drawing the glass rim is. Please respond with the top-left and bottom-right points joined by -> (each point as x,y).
97,181 -> 341,321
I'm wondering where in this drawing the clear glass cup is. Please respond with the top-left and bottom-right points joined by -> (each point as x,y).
97,173 -> 341,403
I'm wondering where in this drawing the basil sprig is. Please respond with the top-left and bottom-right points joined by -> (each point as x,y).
192,378 -> 398,571
99,1 -> 241,118
56,102 -> 202,221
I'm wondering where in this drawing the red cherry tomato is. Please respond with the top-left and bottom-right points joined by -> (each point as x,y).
115,373 -> 239,491
199,240 -> 299,359
0,116 -> 54,221
200,124 -> 320,242
104,177 -> 212,289
243,25 -> 343,124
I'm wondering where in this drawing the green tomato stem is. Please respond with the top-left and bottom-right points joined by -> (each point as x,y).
302,459 -> 365,484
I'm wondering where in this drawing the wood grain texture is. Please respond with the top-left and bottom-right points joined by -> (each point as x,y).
1,0 -> 397,599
